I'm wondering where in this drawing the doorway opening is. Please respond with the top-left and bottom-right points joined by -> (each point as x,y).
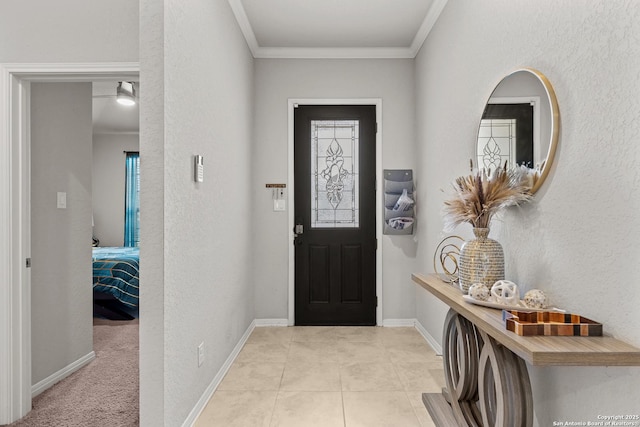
91,81 -> 140,322
0,63 -> 139,424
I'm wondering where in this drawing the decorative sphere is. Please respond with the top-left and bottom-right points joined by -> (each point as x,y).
491,280 -> 520,305
468,283 -> 490,301
523,289 -> 549,309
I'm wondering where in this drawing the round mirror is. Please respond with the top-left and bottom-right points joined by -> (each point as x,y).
476,68 -> 559,193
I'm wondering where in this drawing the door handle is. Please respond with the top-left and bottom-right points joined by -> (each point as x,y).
293,224 -> 304,245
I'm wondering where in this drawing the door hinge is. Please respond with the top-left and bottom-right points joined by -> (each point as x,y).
26,258 -> 31,268
375,122 -> 378,133
375,239 -> 378,250
376,296 -> 378,307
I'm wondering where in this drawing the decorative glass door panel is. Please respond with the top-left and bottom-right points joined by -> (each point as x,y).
310,120 -> 359,228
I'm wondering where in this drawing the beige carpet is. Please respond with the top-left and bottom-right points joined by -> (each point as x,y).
10,319 -> 139,426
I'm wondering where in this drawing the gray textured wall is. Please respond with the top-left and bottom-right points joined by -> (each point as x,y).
30,82 -> 93,385
140,0 -> 256,425
92,133 -> 139,247
415,0 -> 640,424
253,58 -> 418,322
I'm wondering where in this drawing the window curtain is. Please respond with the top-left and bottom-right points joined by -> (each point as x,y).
124,152 -> 140,247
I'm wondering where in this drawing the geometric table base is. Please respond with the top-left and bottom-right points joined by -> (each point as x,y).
423,309 -> 533,427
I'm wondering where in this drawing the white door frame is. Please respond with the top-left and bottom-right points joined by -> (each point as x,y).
0,62 -> 139,424
287,99 -> 383,326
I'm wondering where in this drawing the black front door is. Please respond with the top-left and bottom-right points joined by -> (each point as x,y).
294,105 -> 376,326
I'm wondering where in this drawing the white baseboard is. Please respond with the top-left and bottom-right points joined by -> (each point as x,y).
414,319 -> 442,356
181,320 -> 256,427
382,318 -> 416,327
254,318 -> 288,327
32,351 -> 96,397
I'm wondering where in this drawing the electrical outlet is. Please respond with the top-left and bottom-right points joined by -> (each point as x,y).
197,342 -> 205,367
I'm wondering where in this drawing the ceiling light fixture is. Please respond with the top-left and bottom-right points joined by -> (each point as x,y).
116,81 -> 136,106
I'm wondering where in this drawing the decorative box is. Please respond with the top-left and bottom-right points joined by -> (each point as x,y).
503,310 -> 603,337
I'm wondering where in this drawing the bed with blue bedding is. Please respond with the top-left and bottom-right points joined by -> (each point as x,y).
92,247 -> 139,319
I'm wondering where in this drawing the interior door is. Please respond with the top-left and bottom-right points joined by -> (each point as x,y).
294,105 -> 376,326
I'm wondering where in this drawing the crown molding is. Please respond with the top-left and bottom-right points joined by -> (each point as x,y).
227,0 -> 260,54
228,0 -> 449,59
410,0 -> 449,56
253,46 -> 416,59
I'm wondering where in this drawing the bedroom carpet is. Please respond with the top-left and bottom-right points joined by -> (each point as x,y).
10,319 -> 139,427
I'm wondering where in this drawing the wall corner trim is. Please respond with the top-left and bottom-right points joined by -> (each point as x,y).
31,351 -> 96,397
180,320 -> 257,427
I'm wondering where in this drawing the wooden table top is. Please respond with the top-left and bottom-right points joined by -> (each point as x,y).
412,273 -> 640,366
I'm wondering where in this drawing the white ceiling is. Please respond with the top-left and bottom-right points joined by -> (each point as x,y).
229,0 -> 449,58
92,81 -> 139,134
91,2 -> 448,131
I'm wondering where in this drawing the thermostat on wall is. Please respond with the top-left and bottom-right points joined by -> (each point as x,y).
194,155 -> 204,183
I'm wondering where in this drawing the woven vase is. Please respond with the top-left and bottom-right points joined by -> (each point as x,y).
458,227 -> 504,294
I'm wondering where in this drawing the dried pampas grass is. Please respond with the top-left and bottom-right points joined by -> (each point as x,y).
443,161 -> 532,231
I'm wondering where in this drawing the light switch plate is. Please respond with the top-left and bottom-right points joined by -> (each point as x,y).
194,155 -> 204,183
274,199 -> 286,211
197,342 -> 205,367
57,192 -> 66,209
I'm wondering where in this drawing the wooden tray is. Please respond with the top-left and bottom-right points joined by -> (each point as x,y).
503,310 -> 603,337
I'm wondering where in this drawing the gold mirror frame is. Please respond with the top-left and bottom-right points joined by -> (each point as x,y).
477,68 -> 560,194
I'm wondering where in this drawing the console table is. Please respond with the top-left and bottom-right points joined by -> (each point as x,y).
412,273 -> 640,427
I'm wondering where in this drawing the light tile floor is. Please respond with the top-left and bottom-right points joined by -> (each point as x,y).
195,326 -> 445,427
